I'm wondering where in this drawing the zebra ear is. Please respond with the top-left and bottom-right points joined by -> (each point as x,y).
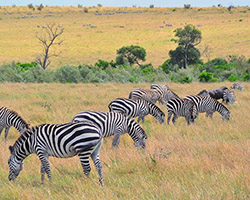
9,146 -> 14,153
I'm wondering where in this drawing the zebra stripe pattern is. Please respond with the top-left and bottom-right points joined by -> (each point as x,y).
150,84 -> 179,102
185,95 -> 230,121
8,122 -> 104,185
166,98 -> 197,125
108,97 -> 165,124
128,88 -> 165,105
0,107 -> 29,141
72,111 -> 147,148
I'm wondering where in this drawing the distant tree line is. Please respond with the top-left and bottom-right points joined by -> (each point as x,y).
0,24 -> 249,83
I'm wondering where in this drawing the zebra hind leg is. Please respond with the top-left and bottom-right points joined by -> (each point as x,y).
91,139 -> 103,186
78,151 -> 92,178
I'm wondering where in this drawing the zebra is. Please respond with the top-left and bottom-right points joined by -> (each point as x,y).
232,82 -> 243,91
108,97 -> 165,124
0,107 -> 29,141
71,111 -> 147,148
150,84 -> 179,102
128,88 -> 165,105
8,121 -> 104,185
166,98 -> 197,125
185,95 -> 230,121
198,87 -> 235,105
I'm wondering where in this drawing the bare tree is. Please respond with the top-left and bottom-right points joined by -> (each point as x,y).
201,44 -> 212,62
35,23 -> 64,70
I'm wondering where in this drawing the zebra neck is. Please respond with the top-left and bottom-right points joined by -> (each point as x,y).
14,131 -> 35,161
7,113 -> 27,132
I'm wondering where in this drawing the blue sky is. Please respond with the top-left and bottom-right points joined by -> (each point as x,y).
1,0 -> 249,7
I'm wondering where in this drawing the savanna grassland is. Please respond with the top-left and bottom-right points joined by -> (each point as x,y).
0,6 -> 250,69
0,82 -> 249,200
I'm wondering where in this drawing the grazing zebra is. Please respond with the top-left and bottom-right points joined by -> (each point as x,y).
232,82 -> 243,91
128,88 -> 165,105
185,95 -> 230,121
150,84 -> 179,102
166,98 -> 197,125
108,97 -> 165,124
0,107 -> 29,141
72,111 -> 147,148
8,122 -> 104,185
198,87 -> 235,105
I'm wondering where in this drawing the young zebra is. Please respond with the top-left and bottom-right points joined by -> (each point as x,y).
0,107 -> 29,141
8,122 -> 104,185
185,95 -> 230,121
72,111 -> 147,148
128,88 -> 165,105
166,98 -> 197,125
150,84 -> 179,102
108,97 -> 165,124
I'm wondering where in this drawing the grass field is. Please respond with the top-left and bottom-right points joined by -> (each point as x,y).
0,82 -> 249,199
0,6 -> 250,69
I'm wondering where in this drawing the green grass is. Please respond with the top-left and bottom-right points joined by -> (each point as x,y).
0,82 -> 249,199
0,6 -> 249,69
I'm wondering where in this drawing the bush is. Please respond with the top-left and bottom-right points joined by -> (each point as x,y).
0,63 -> 23,82
55,66 -> 83,83
242,73 -> 250,81
178,76 -> 193,84
22,66 -> 55,83
198,72 -> 218,82
16,62 -> 38,72
227,74 -> 241,82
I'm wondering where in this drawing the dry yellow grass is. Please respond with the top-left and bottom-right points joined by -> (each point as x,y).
0,6 -> 249,69
0,82 -> 249,199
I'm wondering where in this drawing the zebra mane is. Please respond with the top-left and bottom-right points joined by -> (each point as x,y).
7,109 -> 30,129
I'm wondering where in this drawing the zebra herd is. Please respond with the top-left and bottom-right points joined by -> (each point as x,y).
0,82 -> 242,185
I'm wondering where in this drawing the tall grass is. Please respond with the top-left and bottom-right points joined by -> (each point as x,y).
0,82 -> 249,199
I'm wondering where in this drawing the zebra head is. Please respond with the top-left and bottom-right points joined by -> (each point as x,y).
157,110 -> 165,124
127,118 -> 147,149
222,110 -> 230,121
8,145 -> 24,181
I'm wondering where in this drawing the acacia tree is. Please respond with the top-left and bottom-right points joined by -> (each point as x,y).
169,24 -> 202,68
35,23 -> 64,70
116,45 -> 146,67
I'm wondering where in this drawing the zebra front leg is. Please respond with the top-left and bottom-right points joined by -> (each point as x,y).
91,139 -> 103,186
112,134 -> 120,147
78,152 -> 92,178
167,112 -> 172,125
38,155 -> 52,184
4,127 -> 10,142
0,126 -> 4,136
172,114 -> 178,124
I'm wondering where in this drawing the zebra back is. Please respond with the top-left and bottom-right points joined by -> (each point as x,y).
150,84 -> 179,101
129,88 -> 165,105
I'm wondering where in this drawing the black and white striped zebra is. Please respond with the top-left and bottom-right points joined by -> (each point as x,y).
185,95 -> 230,121
0,107 -> 29,141
129,88 -> 165,105
108,97 -> 165,124
8,122 -> 104,185
72,111 -> 147,148
150,84 -> 179,102
166,98 -> 197,125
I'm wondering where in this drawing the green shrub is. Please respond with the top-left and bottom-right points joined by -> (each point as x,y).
227,74 -> 241,82
198,72 -> 218,82
0,63 -> 23,82
55,66 -> 83,83
242,73 -> 250,81
178,76 -> 193,84
16,62 -> 38,72
160,59 -> 171,74
22,66 -> 55,83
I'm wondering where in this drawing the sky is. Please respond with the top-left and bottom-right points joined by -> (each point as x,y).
1,0 -> 249,7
